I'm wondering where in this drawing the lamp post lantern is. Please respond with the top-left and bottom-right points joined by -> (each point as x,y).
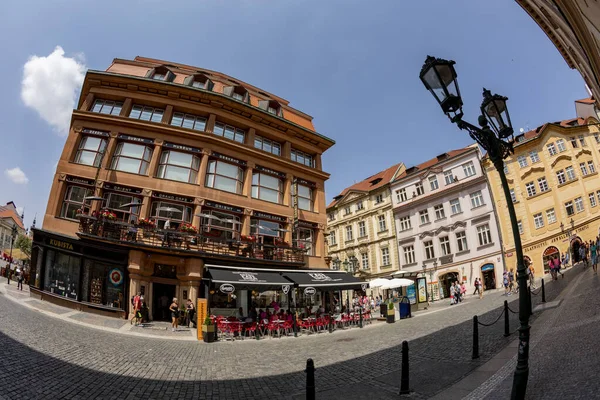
420,55 -> 530,400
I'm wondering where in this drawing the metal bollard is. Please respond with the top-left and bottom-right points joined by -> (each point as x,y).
541,278 -> 546,303
400,341 -> 410,395
293,313 -> 298,337
528,286 -> 533,316
504,300 -> 509,337
329,313 -> 333,333
359,308 -> 363,328
472,316 -> 479,359
305,358 -> 315,400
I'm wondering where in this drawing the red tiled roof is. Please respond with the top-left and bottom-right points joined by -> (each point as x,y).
575,97 -> 595,105
0,207 -> 24,230
392,147 -> 475,182
517,118 -> 587,143
327,163 -> 403,208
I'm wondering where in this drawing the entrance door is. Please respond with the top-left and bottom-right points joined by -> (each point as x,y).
571,239 -> 582,263
153,283 -> 176,321
440,272 -> 458,298
481,264 -> 495,290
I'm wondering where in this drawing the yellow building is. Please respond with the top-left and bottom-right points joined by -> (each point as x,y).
484,114 -> 600,275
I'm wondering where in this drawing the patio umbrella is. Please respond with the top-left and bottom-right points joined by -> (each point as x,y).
83,196 -> 104,201
158,207 -> 182,214
222,219 -> 242,225
368,278 -> 390,289
119,202 -> 141,208
250,224 -> 273,231
195,213 -> 222,221
380,278 -> 414,290
273,227 -> 291,232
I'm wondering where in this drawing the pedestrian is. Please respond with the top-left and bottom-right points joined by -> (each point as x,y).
580,244 -> 587,268
503,272 -> 510,296
169,297 -> 179,332
17,270 -> 24,291
478,278 -> 483,299
449,282 -> 455,305
554,255 -> 563,279
528,264 -> 536,289
473,278 -> 482,299
130,292 -> 142,325
592,241 -> 598,274
508,269 -> 515,293
186,299 -> 195,328
460,281 -> 466,299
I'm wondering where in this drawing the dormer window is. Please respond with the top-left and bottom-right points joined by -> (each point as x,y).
184,73 -> 214,91
223,86 -> 249,103
259,100 -> 282,117
145,66 -> 175,82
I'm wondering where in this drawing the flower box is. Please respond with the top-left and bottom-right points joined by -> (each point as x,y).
241,235 -> 257,243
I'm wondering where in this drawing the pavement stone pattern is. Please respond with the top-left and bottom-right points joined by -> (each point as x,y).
0,268 -> 578,400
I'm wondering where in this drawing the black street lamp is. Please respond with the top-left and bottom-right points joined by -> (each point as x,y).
420,55 -> 529,399
343,256 -> 359,274
430,261 -> 438,302
7,223 -> 18,284
332,257 -> 341,271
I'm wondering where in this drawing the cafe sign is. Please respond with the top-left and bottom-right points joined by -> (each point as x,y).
212,152 -> 247,166
81,128 -> 109,137
204,201 -> 243,214
65,176 -> 95,186
48,239 -> 75,251
304,287 -> 316,296
282,285 -> 290,295
103,182 -> 143,195
118,134 -> 154,144
219,284 -> 235,294
152,191 -> 195,204
164,142 -> 202,154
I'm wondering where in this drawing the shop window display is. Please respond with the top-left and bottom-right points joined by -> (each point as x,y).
43,250 -> 81,300
82,260 -> 125,309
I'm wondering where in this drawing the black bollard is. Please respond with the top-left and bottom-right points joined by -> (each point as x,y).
359,308 -> 363,328
305,358 -> 315,400
293,312 -> 298,337
329,313 -> 333,333
400,341 -> 410,395
541,278 -> 546,303
255,323 -> 260,340
504,300 -> 509,337
528,286 -> 533,316
472,315 -> 479,359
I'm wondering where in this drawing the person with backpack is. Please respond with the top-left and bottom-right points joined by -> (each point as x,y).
130,292 -> 142,325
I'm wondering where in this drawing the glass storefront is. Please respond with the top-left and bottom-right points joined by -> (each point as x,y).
82,259 -> 125,309
43,249 -> 81,300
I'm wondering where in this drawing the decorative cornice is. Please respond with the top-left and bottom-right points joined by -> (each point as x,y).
520,166 -> 545,180
418,220 -> 467,239
471,214 -> 491,225
550,154 -> 572,168
575,148 -> 592,158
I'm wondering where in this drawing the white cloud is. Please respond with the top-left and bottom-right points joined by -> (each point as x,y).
5,167 -> 29,184
21,46 -> 86,136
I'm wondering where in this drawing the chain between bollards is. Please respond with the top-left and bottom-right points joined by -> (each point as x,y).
472,315 -> 479,359
541,278 -> 546,303
305,358 -> 315,400
400,340 -> 410,395
504,300 -> 510,337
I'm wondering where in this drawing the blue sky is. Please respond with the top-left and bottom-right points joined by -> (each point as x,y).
0,0 -> 588,229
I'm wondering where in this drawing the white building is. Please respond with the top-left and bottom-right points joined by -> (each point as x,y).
390,144 -> 505,300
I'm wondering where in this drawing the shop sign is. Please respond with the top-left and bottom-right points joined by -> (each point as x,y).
81,128 -> 109,137
204,201 -> 243,214
256,165 -> 286,178
292,179 -> 299,230
103,182 -> 143,195
152,191 -> 195,203
298,220 -> 319,228
524,241 -> 547,253
109,268 -> 124,286
254,211 -> 287,222
304,287 -> 316,296
282,285 -> 290,295
308,273 -> 332,282
47,238 -> 76,252
295,178 -> 316,187
66,176 -> 95,186
212,152 -> 247,166
219,284 -> 235,294
417,278 -> 427,303
164,142 -> 202,153
406,284 -> 417,305
118,134 -> 154,144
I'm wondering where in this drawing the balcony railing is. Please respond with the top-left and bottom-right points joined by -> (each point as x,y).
76,215 -> 305,263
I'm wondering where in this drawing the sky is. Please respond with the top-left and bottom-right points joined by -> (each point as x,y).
0,0 -> 589,229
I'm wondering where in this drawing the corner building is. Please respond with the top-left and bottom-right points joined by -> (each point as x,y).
32,56 -> 339,319
483,113 -> 600,275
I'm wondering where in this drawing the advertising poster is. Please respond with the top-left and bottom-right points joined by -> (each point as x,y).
416,277 -> 427,303
406,284 -> 417,305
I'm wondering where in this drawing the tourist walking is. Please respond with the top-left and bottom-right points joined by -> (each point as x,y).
528,264 -> 536,289
169,297 -> 179,332
17,270 -> 24,291
473,278 -> 483,299
592,241 -> 598,274
186,299 -> 196,328
508,269 -> 515,294
450,283 -> 456,305
580,244 -> 587,268
130,292 -> 142,325
503,272 -> 510,296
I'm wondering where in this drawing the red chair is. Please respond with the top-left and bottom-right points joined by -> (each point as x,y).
245,322 -> 258,338
267,322 -> 280,338
315,317 -> 326,333
281,321 -> 293,336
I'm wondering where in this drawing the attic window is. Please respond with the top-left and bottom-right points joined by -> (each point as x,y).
515,135 -> 525,143
406,166 -> 418,174
370,178 -> 382,186
535,125 -> 543,133
436,153 -> 448,161
259,99 -> 283,117
333,195 -> 343,201
145,66 -> 175,82
184,73 -> 214,91
567,119 -> 579,126
223,85 -> 250,103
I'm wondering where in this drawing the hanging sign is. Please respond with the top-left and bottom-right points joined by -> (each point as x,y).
219,283 -> 235,294
304,287 -> 316,296
212,152 -> 247,166
282,285 -> 290,295
293,179 -> 299,230
109,268 -> 124,286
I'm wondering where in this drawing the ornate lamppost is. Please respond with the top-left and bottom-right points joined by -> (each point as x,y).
420,55 -> 529,399
7,223 -> 18,284
430,260 -> 438,302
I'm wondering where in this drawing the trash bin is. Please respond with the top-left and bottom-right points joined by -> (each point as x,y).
380,303 -> 387,319
399,297 -> 411,319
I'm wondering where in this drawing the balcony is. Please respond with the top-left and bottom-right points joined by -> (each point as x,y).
76,215 -> 305,264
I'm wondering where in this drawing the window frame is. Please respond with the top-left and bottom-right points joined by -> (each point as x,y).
470,191 -> 484,208
403,245 -> 415,265
292,182 -> 314,212
556,169 -> 566,185
547,143 -> 557,156
574,196 -> 584,213
110,141 -> 153,175
517,155 -> 528,168
59,185 -> 92,220
157,149 -> 201,184
462,161 -> 476,177
565,166 -> 576,181
345,225 -> 353,241
565,201 -> 575,216
525,182 -> 537,197
424,240 -> 435,260
205,159 -> 245,195
150,201 -> 193,230
537,177 -> 549,192
399,216 -> 411,231
477,224 -> 492,246
358,221 -> 367,237
529,150 -> 540,163
397,188 -> 408,202
74,136 -> 107,167
251,172 -> 283,204
456,231 -> 468,252
291,148 -> 314,168
91,99 -> 123,115
377,215 -> 387,232
213,121 -> 246,143
533,213 -> 544,229
450,198 -> 462,214
434,204 -> 445,220
546,208 -> 556,224
556,139 -> 566,152
590,193 -> 597,208
254,135 -> 282,156
415,182 -> 424,196
170,112 -> 207,131
419,209 -> 430,225
361,253 -> 369,270
129,104 -> 164,123
443,170 -> 454,185
429,175 -> 439,191
439,236 -> 451,256
381,247 -> 390,266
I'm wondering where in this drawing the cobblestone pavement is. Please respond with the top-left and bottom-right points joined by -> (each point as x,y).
0,269 -> 579,400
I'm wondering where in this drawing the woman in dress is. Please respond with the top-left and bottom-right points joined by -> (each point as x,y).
169,297 -> 179,332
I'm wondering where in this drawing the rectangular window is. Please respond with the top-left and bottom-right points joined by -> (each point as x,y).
150,201 -> 193,230
477,224 -> 492,246
294,228 -> 315,256
424,241 -> 435,260
157,150 -> 200,184
129,104 -> 164,123
575,196 -> 584,212
429,175 -> 439,191
517,155 -> 528,168
254,135 -> 281,156
470,191 -> 484,208
580,162 -> 589,176
329,231 -> 336,246
529,150 -> 540,163
566,166 -> 576,181
399,216 -> 411,231
43,250 -> 81,301
110,142 -> 153,175
252,172 -> 283,203
356,201 -> 364,211
60,185 -> 91,220
533,213 -> 544,229
170,112 -> 207,131
595,133 -> 600,144
444,170 -> 454,185
546,208 -> 556,224
588,161 -> 596,173
328,212 -> 336,221
547,143 -> 557,156
440,236 -> 451,256
102,192 -> 141,223
556,170 -> 566,185
518,221 -> 524,235
434,204 -> 445,220
597,190 -> 600,205
537,177 -> 549,192
375,194 -> 384,204
292,183 -> 313,211
397,188 -> 407,202
462,161 -> 476,177
456,231 -> 468,252
91,99 -> 123,115
565,201 -> 575,216
579,135 -> 586,147
346,226 -> 353,241
415,182 -> 424,196
570,137 -> 579,148
450,198 -> 462,214
361,253 -> 369,270
74,136 -> 107,167
510,189 -> 517,203
590,193 -> 597,207
419,209 -> 430,225
213,122 -> 245,143
381,248 -> 390,266
403,246 -> 415,265
556,139 -> 566,152
344,207 -> 351,216
250,218 -> 281,239
525,182 -> 537,197
378,215 -> 387,231
358,221 -> 366,237
291,148 -> 314,167
205,160 -> 244,194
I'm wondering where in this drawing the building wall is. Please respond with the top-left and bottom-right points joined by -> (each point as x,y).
484,118 -> 600,275
392,146 -> 504,297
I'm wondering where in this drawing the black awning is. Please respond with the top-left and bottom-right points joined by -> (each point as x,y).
283,270 -> 367,291
206,267 -> 293,291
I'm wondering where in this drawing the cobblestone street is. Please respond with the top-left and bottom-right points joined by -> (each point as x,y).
0,267 -> 579,399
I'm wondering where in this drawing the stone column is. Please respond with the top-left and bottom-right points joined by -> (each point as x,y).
283,173 -> 293,207
315,224 -> 325,258
101,132 -> 118,171
162,105 -> 173,124
283,141 -> 292,159
139,189 -> 152,220
242,161 -> 255,198
120,98 -> 133,117
81,93 -> 95,111
314,182 -> 326,214
246,128 -> 256,147
192,202 -> 202,230
206,114 -> 216,133
147,139 -> 164,178
197,149 -> 211,186
242,209 -> 252,236
315,153 -> 323,171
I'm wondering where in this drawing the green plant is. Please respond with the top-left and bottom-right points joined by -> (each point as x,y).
203,316 -> 213,326
388,302 -> 394,310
